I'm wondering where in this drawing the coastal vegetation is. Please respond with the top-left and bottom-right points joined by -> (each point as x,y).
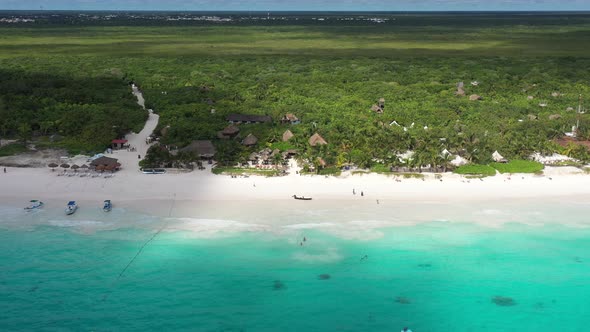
491,160 -> 544,174
2,13 -> 590,172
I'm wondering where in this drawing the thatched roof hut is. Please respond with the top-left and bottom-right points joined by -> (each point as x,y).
551,92 -> 561,97
317,157 -> 327,167
248,152 -> 258,161
222,125 -> 240,136
469,94 -> 482,101
492,151 -> 507,163
527,114 -> 538,120
281,113 -> 300,124
371,104 -> 383,113
90,156 -> 119,168
242,134 -> 258,146
282,130 -> 294,142
456,87 -> 466,96
179,140 -> 216,158
309,133 -> 327,146
566,107 -> 575,112
548,114 -> 562,120
527,96 -> 534,100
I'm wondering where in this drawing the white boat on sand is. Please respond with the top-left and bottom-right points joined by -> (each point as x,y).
24,200 -> 44,211
65,201 -> 78,215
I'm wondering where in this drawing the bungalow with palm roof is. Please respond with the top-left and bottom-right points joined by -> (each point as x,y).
281,114 -> 300,124
309,133 -> 327,146
282,130 -> 294,142
242,134 -> 258,147
218,125 -> 240,139
178,140 -> 216,159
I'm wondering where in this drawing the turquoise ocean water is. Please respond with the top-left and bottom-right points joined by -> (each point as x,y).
1,202 -> 590,331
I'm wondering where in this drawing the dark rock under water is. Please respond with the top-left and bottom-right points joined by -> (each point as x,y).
318,274 -> 331,280
395,296 -> 411,304
492,296 -> 516,306
273,280 -> 286,290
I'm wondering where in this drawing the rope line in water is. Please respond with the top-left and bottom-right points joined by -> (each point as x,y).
102,193 -> 176,301
117,193 -> 176,279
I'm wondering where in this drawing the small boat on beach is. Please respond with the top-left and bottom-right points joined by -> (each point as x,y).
24,200 -> 44,211
65,201 -> 78,215
103,200 -> 112,212
293,195 -> 312,201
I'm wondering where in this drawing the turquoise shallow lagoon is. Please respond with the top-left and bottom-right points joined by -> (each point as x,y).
1,203 -> 590,331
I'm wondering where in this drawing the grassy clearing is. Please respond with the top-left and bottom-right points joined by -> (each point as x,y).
454,165 -> 497,177
2,22 -> 590,58
212,166 -> 280,177
491,160 -> 544,174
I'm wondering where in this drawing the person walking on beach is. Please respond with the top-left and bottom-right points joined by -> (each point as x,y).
353,188 -> 356,195
361,191 -> 364,197
3,167 -> 5,173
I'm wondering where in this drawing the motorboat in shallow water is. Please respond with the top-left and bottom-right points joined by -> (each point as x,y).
24,200 -> 44,211
65,201 -> 78,215
103,200 -> 112,212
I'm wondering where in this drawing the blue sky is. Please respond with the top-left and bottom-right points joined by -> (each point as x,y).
1,0 -> 589,11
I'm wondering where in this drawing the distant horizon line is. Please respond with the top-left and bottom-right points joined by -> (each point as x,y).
2,9 -> 590,13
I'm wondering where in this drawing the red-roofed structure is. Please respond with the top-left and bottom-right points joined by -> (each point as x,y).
111,139 -> 128,149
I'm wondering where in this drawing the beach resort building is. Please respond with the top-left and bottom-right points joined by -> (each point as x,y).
227,114 -> 272,124
111,139 -> 128,149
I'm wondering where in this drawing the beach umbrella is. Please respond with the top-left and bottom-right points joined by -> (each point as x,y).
48,163 -> 58,171
80,164 -> 89,172
71,165 -> 80,172
60,163 -> 70,170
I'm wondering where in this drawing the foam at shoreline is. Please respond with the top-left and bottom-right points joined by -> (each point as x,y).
1,195 -> 589,239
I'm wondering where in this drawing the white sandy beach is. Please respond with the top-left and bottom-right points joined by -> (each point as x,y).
1,161 -> 590,217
